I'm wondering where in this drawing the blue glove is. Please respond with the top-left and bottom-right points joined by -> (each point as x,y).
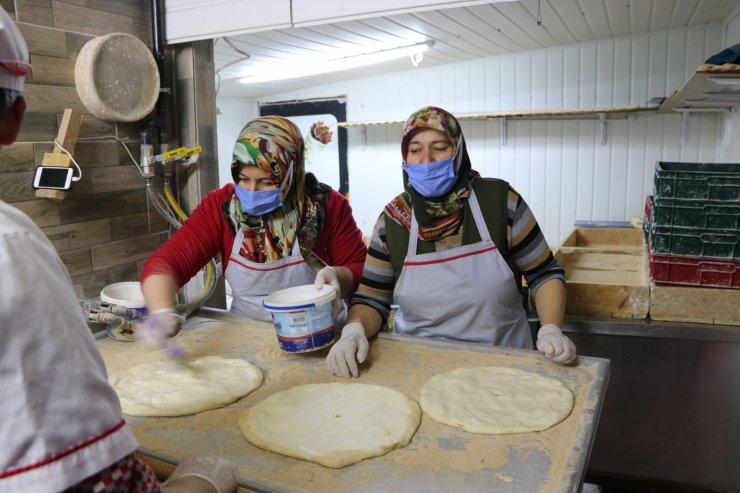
136,308 -> 185,356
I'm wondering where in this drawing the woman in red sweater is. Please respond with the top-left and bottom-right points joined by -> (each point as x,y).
140,116 -> 367,333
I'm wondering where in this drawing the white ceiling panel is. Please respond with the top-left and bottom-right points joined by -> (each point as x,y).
213,0 -> 740,99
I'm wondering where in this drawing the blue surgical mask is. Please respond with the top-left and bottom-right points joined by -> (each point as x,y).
234,186 -> 283,216
402,157 -> 457,198
234,163 -> 293,216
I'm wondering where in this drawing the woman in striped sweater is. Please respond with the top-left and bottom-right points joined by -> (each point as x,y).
326,106 -> 576,378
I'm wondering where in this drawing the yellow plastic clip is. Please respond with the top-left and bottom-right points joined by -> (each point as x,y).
163,147 -> 187,160
183,146 -> 202,158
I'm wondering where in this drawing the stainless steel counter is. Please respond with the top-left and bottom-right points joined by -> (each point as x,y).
563,318 -> 740,493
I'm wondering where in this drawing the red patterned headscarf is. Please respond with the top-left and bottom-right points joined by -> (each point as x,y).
385,106 -> 479,242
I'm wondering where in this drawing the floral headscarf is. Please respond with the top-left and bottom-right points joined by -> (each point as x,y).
385,106 -> 479,241
230,116 -> 329,263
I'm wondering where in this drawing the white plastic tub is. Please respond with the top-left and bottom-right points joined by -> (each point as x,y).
263,284 -> 337,353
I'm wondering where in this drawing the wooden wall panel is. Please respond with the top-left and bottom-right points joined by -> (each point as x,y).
72,142 -> 122,167
110,211 -> 168,242
29,54 -> 75,86
71,262 -> 141,300
86,0 -> 150,19
66,31 -> 94,58
1,0 -> 15,16
12,199 -> 61,228
23,84 -> 85,114
73,114 -> 117,138
59,247 -> 93,277
90,166 -> 146,194
51,1 -> 134,36
90,233 -> 163,271
59,189 -> 150,224
0,143 -> 35,172
1,172 -> 36,203
16,113 -> 57,141
16,22 -> 66,57
43,218 -> 111,252
15,0 -> 54,27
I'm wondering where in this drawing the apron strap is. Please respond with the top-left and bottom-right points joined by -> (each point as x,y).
466,187 -> 492,243
290,236 -> 301,256
407,183 -> 492,256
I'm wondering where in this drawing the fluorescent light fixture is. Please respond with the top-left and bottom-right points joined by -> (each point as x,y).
240,41 -> 433,84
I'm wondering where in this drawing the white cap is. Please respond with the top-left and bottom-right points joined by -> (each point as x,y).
0,7 -> 31,92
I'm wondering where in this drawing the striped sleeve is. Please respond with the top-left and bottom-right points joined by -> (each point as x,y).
349,213 -> 394,323
506,187 -> 565,295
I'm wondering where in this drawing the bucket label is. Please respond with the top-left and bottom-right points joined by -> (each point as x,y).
271,304 -> 335,353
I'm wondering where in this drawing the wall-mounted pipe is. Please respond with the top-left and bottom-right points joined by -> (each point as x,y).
149,0 -> 177,151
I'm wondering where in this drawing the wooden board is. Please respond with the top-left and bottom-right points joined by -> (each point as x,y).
134,453 -> 258,493
649,283 -> 740,326
337,106 -> 650,127
659,63 -> 740,113
557,249 -> 649,319
98,309 -> 609,493
559,227 -> 643,253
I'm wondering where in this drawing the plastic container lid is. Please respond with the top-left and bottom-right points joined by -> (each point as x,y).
100,281 -> 146,308
263,284 -> 335,311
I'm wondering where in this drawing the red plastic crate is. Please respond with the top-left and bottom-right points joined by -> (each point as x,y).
645,196 -> 740,288
647,242 -> 740,289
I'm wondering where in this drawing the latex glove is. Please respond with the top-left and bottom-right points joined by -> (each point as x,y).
326,322 -> 369,378
536,324 -> 577,364
314,266 -> 344,319
136,308 -> 185,357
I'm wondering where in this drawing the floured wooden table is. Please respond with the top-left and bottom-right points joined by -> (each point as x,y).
97,308 -> 609,493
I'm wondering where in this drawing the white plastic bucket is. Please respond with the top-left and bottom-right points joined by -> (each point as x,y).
263,284 -> 337,353
100,281 -> 147,317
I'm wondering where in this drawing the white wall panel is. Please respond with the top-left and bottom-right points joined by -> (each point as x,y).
546,50 -> 563,107
647,33 -> 668,99
722,8 -> 740,162
215,98 -> 258,186
218,25 -> 729,245
630,36 -> 650,104
725,109 -> 740,163
727,8 -> 740,44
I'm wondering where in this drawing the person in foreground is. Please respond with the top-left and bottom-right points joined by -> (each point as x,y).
327,106 -> 576,378
0,7 -> 237,492
139,116 -> 366,337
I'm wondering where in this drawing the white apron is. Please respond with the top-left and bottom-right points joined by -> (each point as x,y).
393,188 -> 533,348
0,202 -> 138,493
225,228 -> 317,321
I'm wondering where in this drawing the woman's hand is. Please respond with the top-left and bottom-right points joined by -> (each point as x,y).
136,308 -> 184,352
314,266 -> 344,318
326,322 -> 369,378
536,324 -> 577,364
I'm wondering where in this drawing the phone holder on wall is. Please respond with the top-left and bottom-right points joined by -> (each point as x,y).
35,109 -> 82,201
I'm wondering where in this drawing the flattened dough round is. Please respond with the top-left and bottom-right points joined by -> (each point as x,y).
240,383 -> 421,468
420,367 -> 574,434
111,356 -> 262,417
